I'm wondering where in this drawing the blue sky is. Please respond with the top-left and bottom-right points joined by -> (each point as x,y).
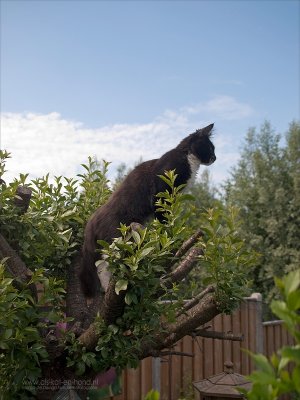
1,0 -> 299,184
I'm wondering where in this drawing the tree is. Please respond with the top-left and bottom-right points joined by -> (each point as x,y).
224,121 -> 300,309
0,151 -> 254,399
189,169 -> 221,211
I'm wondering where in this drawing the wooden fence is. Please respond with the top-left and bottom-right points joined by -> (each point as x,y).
109,294 -> 293,400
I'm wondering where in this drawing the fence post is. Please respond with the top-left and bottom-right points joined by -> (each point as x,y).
152,357 -> 161,393
251,293 -> 264,354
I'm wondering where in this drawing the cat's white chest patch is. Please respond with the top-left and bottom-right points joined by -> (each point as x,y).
186,153 -> 201,190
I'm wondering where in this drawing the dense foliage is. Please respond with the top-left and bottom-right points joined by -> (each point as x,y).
224,121 -> 300,307
0,153 -> 111,277
0,151 -> 254,399
0,265 -> 65,397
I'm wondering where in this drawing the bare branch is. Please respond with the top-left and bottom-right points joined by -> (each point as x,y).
191,329 -> 244,341
175,229 -> 203,258
150,350 -> 194,358
14,185 -> 32,214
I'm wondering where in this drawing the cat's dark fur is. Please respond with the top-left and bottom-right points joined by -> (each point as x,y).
79,123 -> 216,297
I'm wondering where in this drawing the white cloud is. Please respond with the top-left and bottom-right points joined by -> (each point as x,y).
0,95 -> 252,185
183,95 -> 253,120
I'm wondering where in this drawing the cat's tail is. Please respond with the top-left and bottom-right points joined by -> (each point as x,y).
79,247 -> 100,298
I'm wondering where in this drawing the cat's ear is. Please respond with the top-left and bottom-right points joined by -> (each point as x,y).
202,123 -> 214,136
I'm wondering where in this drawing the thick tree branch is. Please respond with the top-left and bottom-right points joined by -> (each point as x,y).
177,285 -> 215,316
137,292 -> 219,359
0,233 -> 37,300
65,252 -> 97,330
78,322 -> 99,350
78,279 -> 126,350
161,246 -> 203,290
100,279 -> 126,325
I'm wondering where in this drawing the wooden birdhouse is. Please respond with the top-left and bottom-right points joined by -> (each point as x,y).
193,361 -> 252,399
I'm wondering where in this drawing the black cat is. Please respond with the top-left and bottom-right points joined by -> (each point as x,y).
79,123 -> 216,297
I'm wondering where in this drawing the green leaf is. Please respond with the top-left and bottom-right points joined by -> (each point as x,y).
0,341 -> 9,349
292,365 -> 300,392
97,240 -> 110,249
61,209 -> 76,218
46,311 -> 61,323
139,247 -> 154,258
144,389 -> 160,400
125,292 -> 133,305
76,361 -> 86,376
281,346 -> 300,364
101,347 -> 109,359
157,173 -> 175,188
251,353 -> 275,375
115,242 -> 134,254
283,270 -> 300,296
287,289 -> 300,311
270,353 -> 279,369
178,194 -> 195,202
3,328 -> 13,339
278,356 -> 290,371
132,230 -> 141,245
115,279 -> 128,295
109,325 -> 119,334
271,301 -> 294,329
248,370 -> 276,386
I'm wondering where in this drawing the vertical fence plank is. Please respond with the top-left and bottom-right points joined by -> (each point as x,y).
141,357 -> 152,398
267,324 -> 274,359
213,314 -> 223,374
274,324 -> 281,356
222,314 -> 233,371
232,307 -> 242,373
171,341 -> 182,400
160,354 -> 170,400
122,370 -> 127,400
203,336 -> 214,378
240,299 -> 250,375
193,335 -> 204,381
192,336 -> 203,400
126,367 -> 141,400
181,336 -> 194,396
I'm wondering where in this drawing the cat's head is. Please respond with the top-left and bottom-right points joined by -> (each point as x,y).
179,123 -> 216,165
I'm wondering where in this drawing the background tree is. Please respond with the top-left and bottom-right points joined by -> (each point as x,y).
224,121 -> 300,311
189,169 -> 220,211
0,151 -> 254,400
